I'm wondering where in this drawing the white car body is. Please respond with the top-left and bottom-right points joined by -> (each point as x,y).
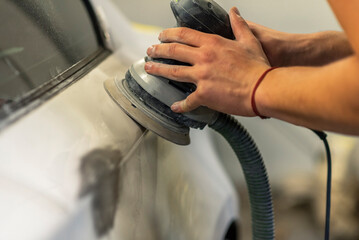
0,1 -> 239,240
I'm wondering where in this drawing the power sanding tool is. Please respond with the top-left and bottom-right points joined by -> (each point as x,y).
105,1 -> 333,239
104,0 -> 275,239
106,0 -> 236,146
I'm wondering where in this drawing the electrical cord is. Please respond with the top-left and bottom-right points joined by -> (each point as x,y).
312,130 -> 332,240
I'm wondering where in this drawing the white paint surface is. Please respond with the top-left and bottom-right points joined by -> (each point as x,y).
0,1 -> 239,240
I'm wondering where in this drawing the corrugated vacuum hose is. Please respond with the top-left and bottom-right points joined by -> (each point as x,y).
209,113 -> 275,240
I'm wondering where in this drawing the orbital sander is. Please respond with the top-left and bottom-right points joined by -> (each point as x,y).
105,0 -> 236,145
104,1 -> 334,239
105,0 -> 275,239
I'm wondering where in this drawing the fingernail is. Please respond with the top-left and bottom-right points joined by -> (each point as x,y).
158,32 -> 163,41
145,62 -> 153,71
147,46 -> 154,56
171,102 -> 181,112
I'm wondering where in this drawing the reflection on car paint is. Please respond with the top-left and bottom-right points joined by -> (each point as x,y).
80,149 -> 122,236
0,47 -> 24,59
78,128 -> 149,237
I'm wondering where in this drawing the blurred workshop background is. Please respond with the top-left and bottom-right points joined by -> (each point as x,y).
111,0 -> 359,239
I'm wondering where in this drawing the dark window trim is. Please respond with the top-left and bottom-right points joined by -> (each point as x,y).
0,0 -> 112,130
83,0 -> 108,47
0,49 -> 110,130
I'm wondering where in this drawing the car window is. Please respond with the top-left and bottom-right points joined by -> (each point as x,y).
0,0 -> 107,120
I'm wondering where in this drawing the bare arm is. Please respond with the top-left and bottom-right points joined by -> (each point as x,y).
257,57 -> 359,134
145,3 -> 359,135
255,0 -> 359,134
248,23 -> 353,67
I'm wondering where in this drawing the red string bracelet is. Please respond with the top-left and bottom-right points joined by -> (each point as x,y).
251,67 -> 278,119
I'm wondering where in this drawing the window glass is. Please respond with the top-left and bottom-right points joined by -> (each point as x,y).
0,0 -> 100,107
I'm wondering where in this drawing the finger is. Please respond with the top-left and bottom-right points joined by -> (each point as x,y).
171,93 -> 201,113
145,61 -> 196,83
229,7 -> 254,40
159,27 -> 210,47
147,43 -> 199,65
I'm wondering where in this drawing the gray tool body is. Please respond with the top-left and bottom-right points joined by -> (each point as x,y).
129,57 -> 218,125
104,1 -> 275,239
105,0 -> 235,145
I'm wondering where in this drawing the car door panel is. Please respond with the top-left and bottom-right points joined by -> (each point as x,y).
0,1 -> 239,240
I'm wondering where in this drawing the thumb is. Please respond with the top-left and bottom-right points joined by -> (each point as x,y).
171,94 -> 201,113
229,7 -> 253,40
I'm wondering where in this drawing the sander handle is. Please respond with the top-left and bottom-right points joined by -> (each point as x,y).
170,0 -> 234,40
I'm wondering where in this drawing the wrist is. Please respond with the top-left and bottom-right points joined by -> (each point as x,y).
253,67 -> 280,118
260,30 -> 299,67
251,67 -> 279,118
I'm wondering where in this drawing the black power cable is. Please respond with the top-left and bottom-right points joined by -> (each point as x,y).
312,130 -> 332,240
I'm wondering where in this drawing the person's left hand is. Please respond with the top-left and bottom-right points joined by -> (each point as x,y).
145,7 -> 270,116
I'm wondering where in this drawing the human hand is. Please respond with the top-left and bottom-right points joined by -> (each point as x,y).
145,7 -> 270,116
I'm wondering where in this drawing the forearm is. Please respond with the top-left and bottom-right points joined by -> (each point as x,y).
248,21 -> 354,67
279,31 -> 353,66
146,5 -> 359,136
257,56 -> 359,134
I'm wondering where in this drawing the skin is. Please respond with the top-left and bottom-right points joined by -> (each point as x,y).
145,1 -> 359,135
247,23 -> 353,67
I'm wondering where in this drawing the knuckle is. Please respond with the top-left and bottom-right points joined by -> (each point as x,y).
170,66 -> 181,78
177,28 -> 189,41
209,35 -> 221,46
196,67 -> 210,80
200,50 -> 216,63
195,84 -> 208,101
168,43 -> 178,57
184,98 -> 192,111
186,95 -> 199,110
